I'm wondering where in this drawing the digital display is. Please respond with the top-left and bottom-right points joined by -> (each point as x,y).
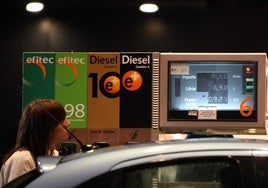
168,61 -> 257,121
158,53 -> 267,132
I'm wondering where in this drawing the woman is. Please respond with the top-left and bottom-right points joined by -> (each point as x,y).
0,99 -> 70,186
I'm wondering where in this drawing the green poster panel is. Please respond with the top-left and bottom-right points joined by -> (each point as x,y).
22,52 -> 55,110
55,52 -> 88,128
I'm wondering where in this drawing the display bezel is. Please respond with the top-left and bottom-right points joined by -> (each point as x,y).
159,53 -> 267,133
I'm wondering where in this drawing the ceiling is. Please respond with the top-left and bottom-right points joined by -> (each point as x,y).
4,0 -> 268,18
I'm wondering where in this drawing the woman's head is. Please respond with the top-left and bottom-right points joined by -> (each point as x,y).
16,99 -> 69,157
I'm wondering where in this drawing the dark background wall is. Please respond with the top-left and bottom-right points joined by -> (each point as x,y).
1,0 -> 268,165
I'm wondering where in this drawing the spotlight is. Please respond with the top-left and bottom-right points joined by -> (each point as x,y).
139,3 -> 159,13
26,2 -> 44,13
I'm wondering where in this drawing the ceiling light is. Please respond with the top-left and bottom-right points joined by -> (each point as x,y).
139,3 -> 159,13
26,2 -> 44,13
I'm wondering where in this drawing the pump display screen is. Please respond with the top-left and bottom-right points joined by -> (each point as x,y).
168,61 -> 257,121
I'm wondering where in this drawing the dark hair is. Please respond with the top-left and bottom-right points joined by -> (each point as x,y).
3,99 -> 66,164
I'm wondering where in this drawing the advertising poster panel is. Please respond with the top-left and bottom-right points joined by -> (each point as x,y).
119,52 -> 154,143
55,52 -> 88,128
22,52 -> 55,109
87,52 -> 120,145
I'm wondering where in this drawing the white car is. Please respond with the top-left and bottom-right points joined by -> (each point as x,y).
4,137 -> 268,188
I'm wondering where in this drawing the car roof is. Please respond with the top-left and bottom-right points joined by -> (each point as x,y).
26,137 -> 268,187
60,137 -> 268,162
